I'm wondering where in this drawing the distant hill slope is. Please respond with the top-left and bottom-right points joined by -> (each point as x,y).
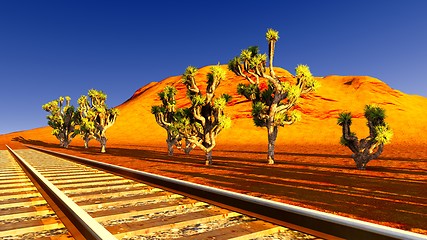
2,65 -> 427,147
110,65 -> 427,146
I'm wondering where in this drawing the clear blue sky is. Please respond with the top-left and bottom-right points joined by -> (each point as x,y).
1,1 -> 426,134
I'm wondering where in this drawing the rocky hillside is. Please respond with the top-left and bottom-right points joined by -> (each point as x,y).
2,65 -> 427,147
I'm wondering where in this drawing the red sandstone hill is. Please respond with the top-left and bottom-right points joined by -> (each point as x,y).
1,65 -> 427,147
102,65 -> 427,146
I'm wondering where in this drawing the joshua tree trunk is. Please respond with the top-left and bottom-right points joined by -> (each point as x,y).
59,136 -> 71,148
267,125 -> 278,164
84,136 -> 90,149
184,139 -> 194,155
58,133 -> 66,148
100,136 -> 107,153
166,136 -> 175,156
352,144 -> 384,170
205,150 -> 213,165
59,138 -> 64,147
268,40 -> 276,78
353,153 -> 369,170
63,140 -> 70,148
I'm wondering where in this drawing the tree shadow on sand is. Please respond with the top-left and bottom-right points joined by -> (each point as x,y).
12,136 -> 59,148
218,148 -> 427,162
76,145 -> 426,177
14,136 -> 426,178
219,148 -> 349,159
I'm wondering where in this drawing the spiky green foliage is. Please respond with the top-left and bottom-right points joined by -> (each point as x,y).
218,114 -> 232,129
228,28 -> 319,164
237,83 -> 258,100
364,104 -> 385,125
182,66 -> 199,97
42,96 -> 79,148
295,65 -> 320,92
337,112 -> 352,126
191,95 -> 206,106
77,89 -> 118,153
207,66 -> 226,86
251,101 -> 268,127
151,105 -> 165,115
266,28 -> 279,41
214,94 -> 231,110
169,108 -> 192,137
171,65 -> 231,165
338,105 -> 393,169
374,124 -> 393,145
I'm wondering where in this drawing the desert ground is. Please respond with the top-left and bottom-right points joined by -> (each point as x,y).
1,65 -> 426,234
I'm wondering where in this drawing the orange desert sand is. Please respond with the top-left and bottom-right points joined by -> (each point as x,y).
1,65 -> 426,234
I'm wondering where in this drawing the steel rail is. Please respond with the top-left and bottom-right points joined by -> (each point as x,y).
26,145 -> 427,240
6,145 -> 117,240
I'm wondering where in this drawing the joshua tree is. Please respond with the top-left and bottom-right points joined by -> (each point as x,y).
151,86 -> 194,156
338,105 -> 393,170
77,95 -> 96,149
77,89 -> 119,153
228,28 -> 319,164
171,65 -> 232,165
42,96 -> 79,148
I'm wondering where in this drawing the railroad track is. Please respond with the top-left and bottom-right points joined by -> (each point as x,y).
0,149 -> 73,239
3,146 -> 316,240
3,145 -> 427,240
